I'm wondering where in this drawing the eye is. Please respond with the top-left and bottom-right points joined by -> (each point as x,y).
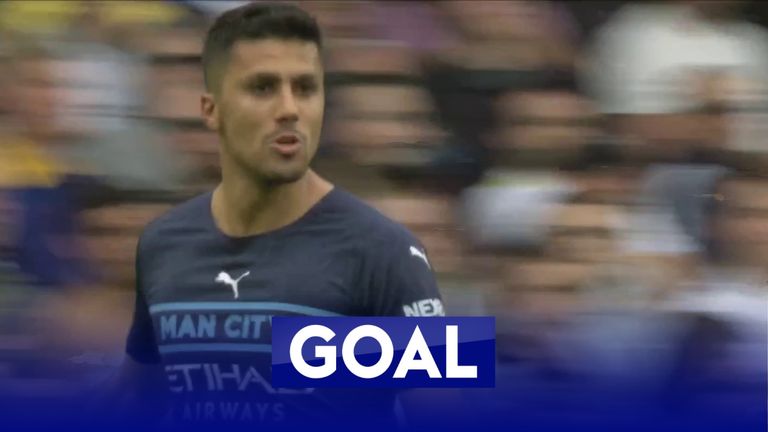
295,80 -> 318,97
249,81 -> 275,96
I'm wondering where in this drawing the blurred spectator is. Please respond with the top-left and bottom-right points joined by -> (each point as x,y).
558,165 -> 766,411
328,81 -> 446,166
98,1 -> 188,27
299,0 -> 380,44
368,1 -> 456,53
316,1 -> 452,186
0,1 -> 186,36
552,166 -> 736,389
583,1 -> 768,159
624,165 -> 728,253
492,89 -> 603,167
0,2 -> 763,426
461,170 -> 578,251
0,1 -> 85,36
0,42 -> 91,288
422,1 -> 582,187
181,1 -> 251,18
664,173 -> 767,387
43,3 -> 188,195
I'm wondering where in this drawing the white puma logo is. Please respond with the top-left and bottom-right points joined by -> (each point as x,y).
215,270 -> 250,299
409,246 -> 431,269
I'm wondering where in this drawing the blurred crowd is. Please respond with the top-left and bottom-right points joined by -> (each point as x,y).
0,0 -> 766,425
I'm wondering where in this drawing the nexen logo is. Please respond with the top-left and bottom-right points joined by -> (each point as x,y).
271,317 -> 495,388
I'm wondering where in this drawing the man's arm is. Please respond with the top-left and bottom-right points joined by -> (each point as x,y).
365,230 -> 466,428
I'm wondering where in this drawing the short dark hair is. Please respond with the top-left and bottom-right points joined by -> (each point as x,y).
202,2 -> 322,91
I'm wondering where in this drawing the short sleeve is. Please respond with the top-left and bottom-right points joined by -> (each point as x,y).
362,230 -> 446,317
125,237 -> 161,364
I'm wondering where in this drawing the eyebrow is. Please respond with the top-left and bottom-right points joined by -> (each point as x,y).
242,72 -> 319,84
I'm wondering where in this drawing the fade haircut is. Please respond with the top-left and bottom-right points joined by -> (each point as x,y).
202,2 -> 322,92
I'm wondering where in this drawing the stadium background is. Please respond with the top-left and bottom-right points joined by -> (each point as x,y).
0,1 -> 765,429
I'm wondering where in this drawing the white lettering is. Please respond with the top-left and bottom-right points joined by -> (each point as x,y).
290,325 -> 337,379
238,366 -> 276,393
403,299 -> 445,317
245,315 -> 268,339
177,314 -> 197,338
198,314 -> 216,338
341,325 -> 394,379
224,314 -> 243,338
445,325 -> 477,378
221,402 -> 238,420
182,402 -> 193,420
204,402 -> 215,421
287,324 -> 479,380
172,364 -> 201,391
240,403 -> 253,421
393,325 -> 441,378
213,363 -> 241,390
203,363 -> 215,389
164,363 -> 314,393
273,403 -> 285,422
160,315 -> 177,340
165,365 -> 184,393
255,403 -> 270,421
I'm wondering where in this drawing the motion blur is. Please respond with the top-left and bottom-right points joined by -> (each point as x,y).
0,1 -> 765,429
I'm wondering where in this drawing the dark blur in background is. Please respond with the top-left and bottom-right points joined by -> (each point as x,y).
0,0 -> 766,426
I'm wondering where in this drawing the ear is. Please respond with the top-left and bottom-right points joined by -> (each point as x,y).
201,92 -> 219,131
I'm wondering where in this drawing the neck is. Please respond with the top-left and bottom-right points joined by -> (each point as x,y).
211,166 -> 333,237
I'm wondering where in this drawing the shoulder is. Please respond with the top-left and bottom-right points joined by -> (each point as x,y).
326,187 -> 422,250
138,191 -> 212,253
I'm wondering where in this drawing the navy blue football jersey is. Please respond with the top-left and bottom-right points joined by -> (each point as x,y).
125,187 -> 444,427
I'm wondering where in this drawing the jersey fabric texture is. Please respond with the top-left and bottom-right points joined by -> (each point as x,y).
125,187 -> 444,427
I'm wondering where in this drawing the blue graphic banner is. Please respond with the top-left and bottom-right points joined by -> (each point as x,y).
272,317 -> 495,388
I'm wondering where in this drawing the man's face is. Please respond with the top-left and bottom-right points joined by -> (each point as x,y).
202,39 -> 324,184
12,58 -> 58,128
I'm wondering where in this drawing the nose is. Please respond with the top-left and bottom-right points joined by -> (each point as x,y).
276,85 -> 299,123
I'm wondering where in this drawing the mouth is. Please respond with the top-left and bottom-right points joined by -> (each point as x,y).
270,133 -> 303,156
